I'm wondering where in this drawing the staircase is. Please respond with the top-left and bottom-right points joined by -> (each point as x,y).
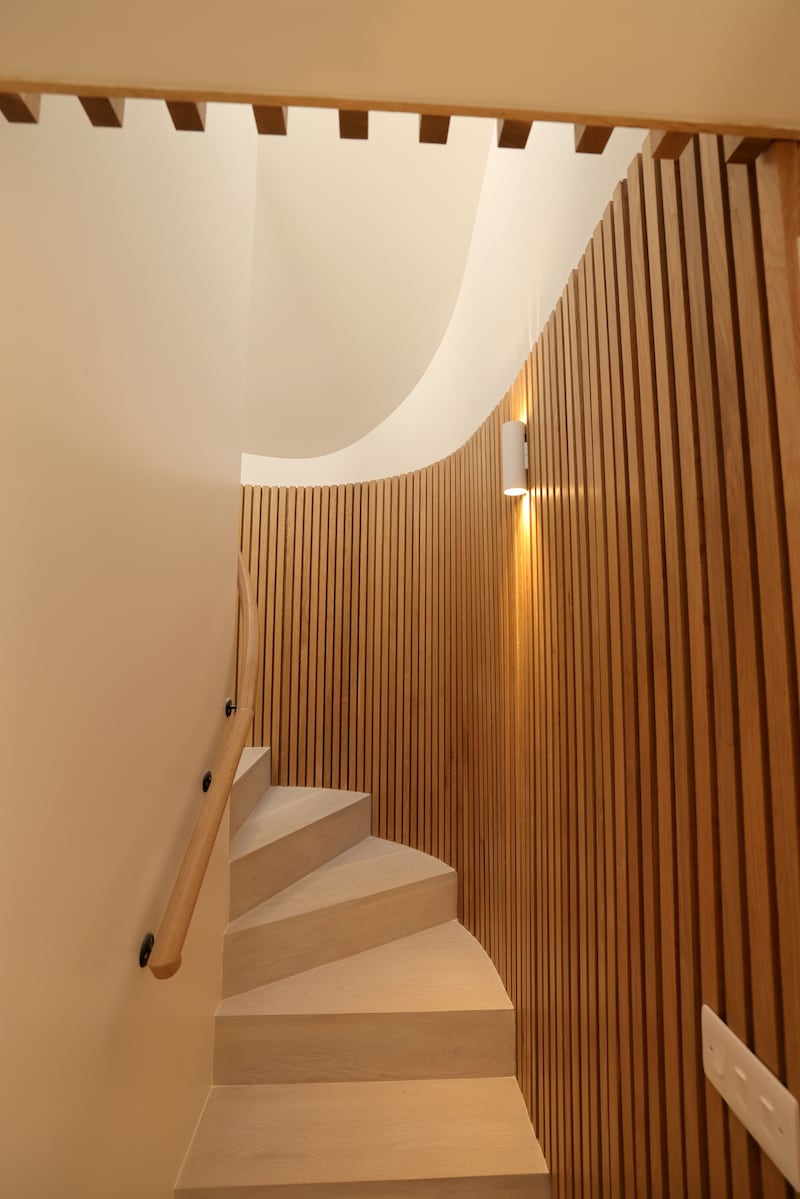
176,747 -> 550,1197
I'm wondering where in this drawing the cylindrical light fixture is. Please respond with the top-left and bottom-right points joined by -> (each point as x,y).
501,419 -> 528,496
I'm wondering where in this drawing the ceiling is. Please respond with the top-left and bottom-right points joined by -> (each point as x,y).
241,119 -> 646,481
243,108 -> 490,458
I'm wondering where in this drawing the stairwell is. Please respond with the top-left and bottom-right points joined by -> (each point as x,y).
176,747 -> 550,1196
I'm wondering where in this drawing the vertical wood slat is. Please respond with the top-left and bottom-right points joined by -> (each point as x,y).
681,138 -> 756,1198
238,133 -> 800,1199
755,143 -> 800,1119
627,157 -> 680,1198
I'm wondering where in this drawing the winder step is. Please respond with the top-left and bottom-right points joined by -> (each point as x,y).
215,920 -> 515,1082
176,1077 -> 550,1197
222,837 -> 456,997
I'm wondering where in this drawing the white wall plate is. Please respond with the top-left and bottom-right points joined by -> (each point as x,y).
702,1004 -> 800,1190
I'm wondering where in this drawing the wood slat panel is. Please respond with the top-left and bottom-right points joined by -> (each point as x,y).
240,134 -> 800,1199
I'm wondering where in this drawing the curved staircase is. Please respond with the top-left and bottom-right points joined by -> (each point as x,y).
176,747 -> 550,1197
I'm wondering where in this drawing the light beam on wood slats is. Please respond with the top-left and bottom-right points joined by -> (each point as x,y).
238,134 -> 800,1199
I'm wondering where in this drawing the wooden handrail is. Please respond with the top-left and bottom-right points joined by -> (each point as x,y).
148,552 -> 260,980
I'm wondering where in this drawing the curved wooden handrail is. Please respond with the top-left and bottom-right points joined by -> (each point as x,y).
149,552 -> 260,980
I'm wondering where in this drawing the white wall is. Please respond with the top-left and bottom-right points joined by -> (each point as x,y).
0,97 -> 256,1198
245,108 -> 490,458
242,121 -> 645,485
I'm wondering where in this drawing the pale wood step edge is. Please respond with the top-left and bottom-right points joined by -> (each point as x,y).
216,922 -> 514,1016
230,791 -> 372,919
230,747 -> 271,839
222,870 -> 457,997
177,1174 -> 547,1197
213,1007 -> 516,1084
227,839 -> 452,934
176,1078 -> 550,1195
231,787 -> 372,860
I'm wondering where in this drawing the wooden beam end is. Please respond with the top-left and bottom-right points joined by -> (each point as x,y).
0,92 -> 41,124
253,105 -> 288,136
724,134 -> 773,165
338,109 -> 368,140
419,113 -> 451,145
497,118 -> 532,150
166,100 -> 206,132
648,129 -> 693,160
575,124 -> 614,154
79,95 -> 125,128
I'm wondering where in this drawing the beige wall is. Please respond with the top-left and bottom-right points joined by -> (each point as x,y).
0,98 -> 256,1197
0,1 -> 799,135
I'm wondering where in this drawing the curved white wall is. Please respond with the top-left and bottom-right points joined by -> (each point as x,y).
244,108 -> 491,457
242,121 -> 645,485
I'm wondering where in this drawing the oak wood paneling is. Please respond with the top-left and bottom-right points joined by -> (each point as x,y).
238,134 -> 800,1199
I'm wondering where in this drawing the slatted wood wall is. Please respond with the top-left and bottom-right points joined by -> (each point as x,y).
236,135 -> 800,1199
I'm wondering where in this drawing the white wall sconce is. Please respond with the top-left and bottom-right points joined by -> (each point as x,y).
501,419 -> 529,496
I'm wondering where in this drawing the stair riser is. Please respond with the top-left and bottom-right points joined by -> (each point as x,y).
222,874 -> 457,998
230,749 -> 272,840
229,797 -> 371,920
214,1010 -> 515,1083
178,1176 -> 547,1197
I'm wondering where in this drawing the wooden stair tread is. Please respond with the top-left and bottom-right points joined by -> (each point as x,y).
227,838 -> 453,933
217,921 -> 513,1016
233,747 -> 269,785
230,747 -> 272,839
176,1078 -> 549,1192
230,786 -> 368,861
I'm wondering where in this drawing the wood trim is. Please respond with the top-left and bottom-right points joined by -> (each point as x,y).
648,129 -> 692,160
574,124 -> 614,154
0,91 -> 40,122
78,95 -> 124,127
419,113 -> 450,144
339,109 -> 368,140
497,118 -> 532,149
2,76 -> 799,141
724,134 -> 773,164
166,99 -> 206,131
148,553 -> 259,979
253,104 -> 288,134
